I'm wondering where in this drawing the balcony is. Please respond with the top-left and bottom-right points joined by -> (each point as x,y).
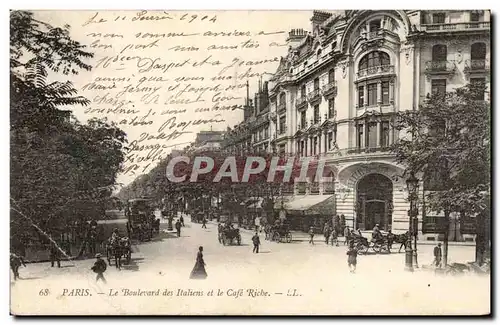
322,146 -> 392,159
278,102 -> 286,113
464,59 -> 490,76
322,81 -> 337,98
282,183 -> 294,195
307,88 -> 322,104
310,182 -> 320,195
295,96 -> 308,111
296,182 -> 307,195
356,65 -> 395,80
424,60 -> 456,80
322,182 -> 335,194
420,22 -> 490,32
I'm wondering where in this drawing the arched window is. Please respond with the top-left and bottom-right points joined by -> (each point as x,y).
432,44 -> 447,62
359,51 -> 390,70
279,92 -> 286,106
471,42 -> 486,60
317,48 -> 322,59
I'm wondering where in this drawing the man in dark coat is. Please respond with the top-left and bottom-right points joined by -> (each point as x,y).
180,215 -> 185,227
49,241 -> 61,268
347,242 -> 358,273
252,232 -> 261,253
91,253 -> 107,283
10,253 -> 26,281
175,220 -> 182,237
202,216 -> 207,229
433,243 -> 442,267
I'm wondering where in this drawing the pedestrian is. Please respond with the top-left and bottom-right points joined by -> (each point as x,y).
202,216 -> 207,229
323,222 -> 330,244
344,226 -> 350,245
91,253 -> 107,283
331,226 -> 339,246
10,252 -> 26,281
252,232 -> 261,253
49,241 -> 61,268
190,246 -> 208,279
433,243 -> 442,268
180,215 -> 185,227
308,226 -> 315,245
346,242 -> 358,273
175,219 -> 182,237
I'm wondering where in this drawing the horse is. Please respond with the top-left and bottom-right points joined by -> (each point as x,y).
106,237 -> 131,269
390,231 -> 410,253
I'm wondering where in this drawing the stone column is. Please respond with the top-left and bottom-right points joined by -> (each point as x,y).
389,125 -> 394,145
377,80 -> 382,105
376,121 -> 381,147
364,122 -> 369,149
363,86 -> 368,107
389,79 -> 394,104
355,86 -> 359,108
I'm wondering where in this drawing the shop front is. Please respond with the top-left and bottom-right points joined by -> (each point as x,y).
275,195 -> 336,233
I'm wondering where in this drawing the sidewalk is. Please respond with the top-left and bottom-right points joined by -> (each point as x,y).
236,227 -> 474,246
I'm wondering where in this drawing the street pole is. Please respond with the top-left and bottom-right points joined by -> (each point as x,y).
405,208 -> 414,272
413,215 -> 419,268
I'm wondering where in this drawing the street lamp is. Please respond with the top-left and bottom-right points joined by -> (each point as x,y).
405,171 -> 419,272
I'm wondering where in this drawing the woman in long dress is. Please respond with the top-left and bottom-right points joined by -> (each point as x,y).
190,246 -> 207,279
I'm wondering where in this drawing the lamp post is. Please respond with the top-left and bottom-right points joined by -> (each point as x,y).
405,171 -> 419,272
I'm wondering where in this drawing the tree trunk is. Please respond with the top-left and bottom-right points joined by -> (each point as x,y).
475,211 -> 490,265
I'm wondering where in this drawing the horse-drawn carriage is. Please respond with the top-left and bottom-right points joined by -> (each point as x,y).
265,224 -> 292,243
126,198 -> 155,242
105,236 -> 131,269
350,231 -> 393,254
218,224 -> 242,246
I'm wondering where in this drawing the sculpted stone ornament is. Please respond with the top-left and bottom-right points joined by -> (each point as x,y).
338,59 -> 351,79
400,43 -> 414,66
455,50 -> 463,64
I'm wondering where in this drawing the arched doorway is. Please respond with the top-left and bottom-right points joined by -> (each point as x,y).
356,173 -> 393,231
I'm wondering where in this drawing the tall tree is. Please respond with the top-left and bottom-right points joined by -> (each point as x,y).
10,11 -> 127,250
392,82 -> 490,266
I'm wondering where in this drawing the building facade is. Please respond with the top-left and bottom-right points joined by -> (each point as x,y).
223,10 -> 491,237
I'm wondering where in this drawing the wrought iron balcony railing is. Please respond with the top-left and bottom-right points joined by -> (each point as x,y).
356,65 -> 395,79
322,81 -> 338,98
464,59 -> 490,74
296,96 -> 308,110
323,182 -> 335,194
310,182 -> 320,195
307,88 -> 322,103
420,21 -> 490,32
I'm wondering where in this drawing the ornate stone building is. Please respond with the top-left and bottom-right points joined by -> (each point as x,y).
225,10 -> 490,236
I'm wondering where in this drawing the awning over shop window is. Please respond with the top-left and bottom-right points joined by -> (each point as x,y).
275,195 -> 335,216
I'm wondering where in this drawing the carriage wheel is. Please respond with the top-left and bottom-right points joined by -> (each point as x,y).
272,231 -> 280,242
373,243 -> 381,254
285,233 -> 292,243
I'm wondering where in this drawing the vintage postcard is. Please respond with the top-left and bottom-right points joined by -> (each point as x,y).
9,9 -> 491,315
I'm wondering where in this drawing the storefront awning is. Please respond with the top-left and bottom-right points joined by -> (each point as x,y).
275,195 -> 335,216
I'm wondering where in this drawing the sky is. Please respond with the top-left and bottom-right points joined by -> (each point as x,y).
35,10 -> 314,187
